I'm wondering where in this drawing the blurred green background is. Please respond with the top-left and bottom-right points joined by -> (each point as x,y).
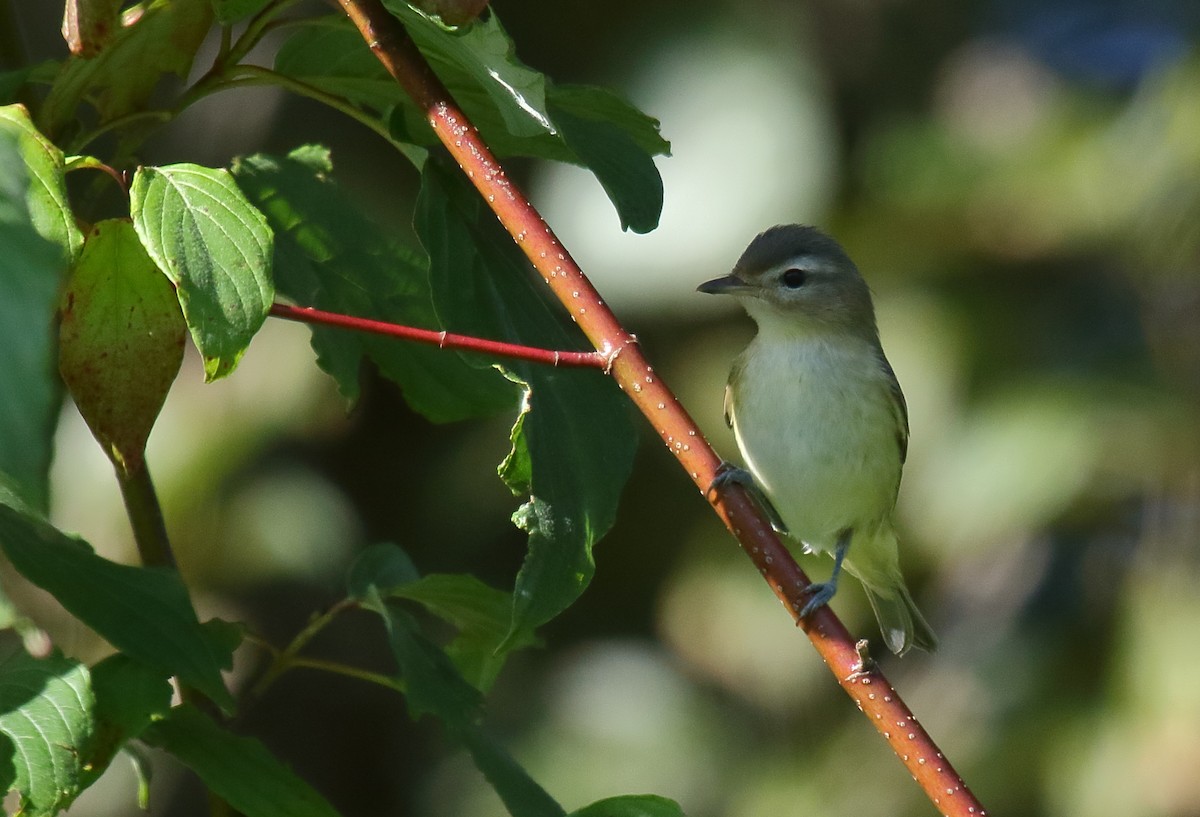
7,0 -> 1200,815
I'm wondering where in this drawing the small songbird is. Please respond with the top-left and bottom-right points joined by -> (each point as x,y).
699,224 -> 937,655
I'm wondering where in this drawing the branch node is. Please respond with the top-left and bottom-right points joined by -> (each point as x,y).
601,334 -> 639,375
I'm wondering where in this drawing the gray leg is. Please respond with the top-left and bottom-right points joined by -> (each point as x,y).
799,528 -> 851,617
709,462 -> 789,535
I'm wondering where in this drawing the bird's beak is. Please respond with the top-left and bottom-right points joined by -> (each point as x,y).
697,274 -> 753,295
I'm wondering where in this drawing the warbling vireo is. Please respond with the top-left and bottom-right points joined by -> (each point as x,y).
699,224 -> 937,656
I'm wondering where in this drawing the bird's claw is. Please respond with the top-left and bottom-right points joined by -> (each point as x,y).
708,462 -> 790,535
798,580 -> 838,618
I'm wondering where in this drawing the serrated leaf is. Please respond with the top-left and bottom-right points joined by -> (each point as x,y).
414,159 -> 636,639
0,106 -> 80,511
0,649 -> 93,816
568,795 -> 686,817
231,147 -> 517,421
211,0 -> 272,24
59,219 -> 186,474
143,705 -> 342,817
392,573 -> 539,691
0,504 -> 234,710
130,163 -> 274,381
39,0 -> 213,137
460,726 -> 565,817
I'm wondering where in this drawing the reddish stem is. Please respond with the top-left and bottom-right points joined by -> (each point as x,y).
269,302 -> 607,369
337,1 -> 986,814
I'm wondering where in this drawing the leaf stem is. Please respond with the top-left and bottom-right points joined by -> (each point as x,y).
117,463 -> 176,570
336,2 -> 987,814
248,597 -> 360,698
270,302 -> 608,369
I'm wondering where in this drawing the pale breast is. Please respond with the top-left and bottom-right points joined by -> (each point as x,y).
729,334 -> 903,553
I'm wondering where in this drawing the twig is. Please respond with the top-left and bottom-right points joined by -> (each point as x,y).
117,463 -> 176,570
270,302 -> 608,368
337,1 -> 986,813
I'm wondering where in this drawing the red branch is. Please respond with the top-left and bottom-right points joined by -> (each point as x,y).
337,1 -> 986,814
269,302 -> 607,368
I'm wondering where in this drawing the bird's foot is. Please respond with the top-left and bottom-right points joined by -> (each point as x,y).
708,463 -> 789,535
798,579 -> 839,618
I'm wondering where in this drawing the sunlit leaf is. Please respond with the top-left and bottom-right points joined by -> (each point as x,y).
130,163 -> 274,381
58,219 -> 186,474
231,147 -> 517,421
0,649 -> 93,816
0,106 -> 80,511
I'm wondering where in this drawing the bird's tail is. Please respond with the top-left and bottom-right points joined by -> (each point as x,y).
861,581 -> 938,656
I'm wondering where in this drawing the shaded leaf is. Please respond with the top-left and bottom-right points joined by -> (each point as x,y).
356,582 -> 483,725
346,542 -> 420,600
39,0 -> 213,137
460,726 -> 565,817
143,705 -> 342,817
392,573 -> 539,691
58,219 -> 186,474
0,649 -> 93,816
568,795 -> 686,817
82,654 -> 172,787
231,147 -> 517,421
414,159 -> 636,639
0,105 -> 80,511
0,504 -> 234,710
130,163 -> 274,381
211,0 -> 272,25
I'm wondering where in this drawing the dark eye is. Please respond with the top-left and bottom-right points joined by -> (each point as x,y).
782,268 -> 807,289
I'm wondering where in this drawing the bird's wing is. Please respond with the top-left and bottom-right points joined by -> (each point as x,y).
723,380 -> 735,429
880,355 -> 910,465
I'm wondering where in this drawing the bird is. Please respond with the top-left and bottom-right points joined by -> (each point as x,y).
698,224 -> 937,655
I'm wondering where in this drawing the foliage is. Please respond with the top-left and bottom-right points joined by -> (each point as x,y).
0,0 -> 669,814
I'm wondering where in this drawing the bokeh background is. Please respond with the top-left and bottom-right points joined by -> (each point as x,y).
7,0 -> 1200,815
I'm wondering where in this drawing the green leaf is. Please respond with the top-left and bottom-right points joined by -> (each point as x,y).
274,17 -> 667,231
346,542 -> 420,600
0,649 -> 93,816
359,592 -> 483,726
414,159 -> 636,639
130,163 -> 274,381
385,3 -> 553,138
0,105 -> 80,511
231,147 -> 518,421
83,655 -> 172,787
0,504 -> 234,710
392,573 -> 539,691
38,0 -> 213,137
549,99 -> 664,234
460,727 -> 565,817
211,0 -> 272,24
58,219 -> 186,474
143,704 -> 342,817
568,795 -> 686,817
274,18 -> 410,113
